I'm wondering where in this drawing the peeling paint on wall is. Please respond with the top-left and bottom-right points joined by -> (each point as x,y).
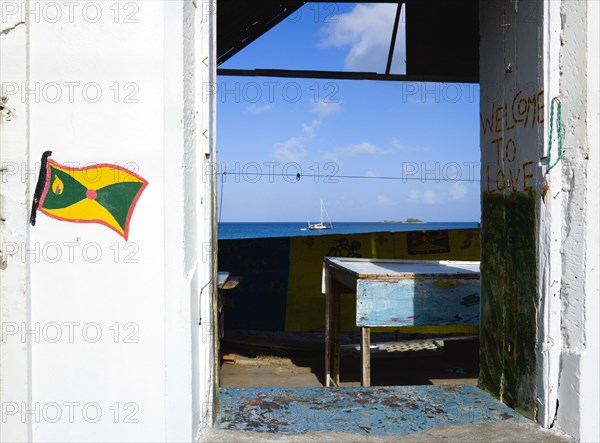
0,21 -> 25,36
0,96 -> 14,123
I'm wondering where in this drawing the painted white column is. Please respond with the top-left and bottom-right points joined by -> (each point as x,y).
0,5 -> 31,442
163,0 -> 217,439
194,0 -> 218,435
536,0 -> 563,428
480,1 -> 599,438
555,1 -> 600,441
580,5 -> 600,442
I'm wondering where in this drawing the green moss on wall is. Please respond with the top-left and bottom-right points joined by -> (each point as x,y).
480,191 -> 537,417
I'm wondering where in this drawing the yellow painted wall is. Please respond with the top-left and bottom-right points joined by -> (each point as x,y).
285,229 -> 480,333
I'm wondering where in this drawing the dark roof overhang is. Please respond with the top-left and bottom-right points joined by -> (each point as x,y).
217,0 -> 479,83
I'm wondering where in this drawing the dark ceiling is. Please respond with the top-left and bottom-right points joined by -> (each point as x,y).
217,0 -> 479,83
217,1 -> 305,67
405,0 -> 479,80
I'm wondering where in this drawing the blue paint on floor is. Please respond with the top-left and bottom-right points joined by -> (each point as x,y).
219,386 -> 530,435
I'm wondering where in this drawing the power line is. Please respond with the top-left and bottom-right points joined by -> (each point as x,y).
215,171 -> 482,183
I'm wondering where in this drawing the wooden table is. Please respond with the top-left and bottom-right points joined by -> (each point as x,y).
217,272 -> 242,338
322,257 -> 480,387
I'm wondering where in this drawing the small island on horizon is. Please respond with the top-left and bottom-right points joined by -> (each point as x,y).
382,218 -> 425,224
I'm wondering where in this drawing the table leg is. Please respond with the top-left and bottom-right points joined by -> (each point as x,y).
332,281 -> 341,386
361,327 -> 371,387
324,269 -> 333,387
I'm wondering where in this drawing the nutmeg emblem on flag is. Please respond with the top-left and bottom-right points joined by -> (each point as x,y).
30,151 -> 148,240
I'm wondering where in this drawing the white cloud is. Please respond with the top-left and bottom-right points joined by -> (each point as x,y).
273,119 -> 323,163
302,120 -> 321,138
311,100 -> 342,117
423,190 -> 439,205
408,183 -> 468,205
324,142 -> 389,162
271,94 -> 344,163
364,170 -> 377,177
392,139 -> 431,154
450,182 -> 468,200
273,137 -> 307,163
319,4 -> 405,73
247,103 -> 273,114
376,195 -> 394,205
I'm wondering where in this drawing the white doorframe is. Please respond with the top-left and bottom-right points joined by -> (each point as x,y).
0,6 -> 32,442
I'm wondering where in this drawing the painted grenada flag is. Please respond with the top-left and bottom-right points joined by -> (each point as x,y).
30,151 -> 148,240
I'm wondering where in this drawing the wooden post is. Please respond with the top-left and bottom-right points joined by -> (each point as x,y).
333,281 -> 342,386
324,264 -> 333,387
361,327 -> 371,387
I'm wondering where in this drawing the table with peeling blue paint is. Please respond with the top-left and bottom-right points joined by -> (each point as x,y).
322,258 -> 480,387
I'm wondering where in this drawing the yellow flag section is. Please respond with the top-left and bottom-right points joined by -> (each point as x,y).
39,160 -> 148,240
285,229 -> 480,333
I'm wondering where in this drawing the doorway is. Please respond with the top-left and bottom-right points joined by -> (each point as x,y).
214,2 -> 481,391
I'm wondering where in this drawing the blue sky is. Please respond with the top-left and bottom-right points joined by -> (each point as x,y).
217,3 -> 480,223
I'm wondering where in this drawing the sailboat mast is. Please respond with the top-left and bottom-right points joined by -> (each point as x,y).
320,199 -> 324,224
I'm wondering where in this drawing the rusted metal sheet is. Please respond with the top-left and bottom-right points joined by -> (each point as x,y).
356,279 -> 480,327
219,386 -> 529,435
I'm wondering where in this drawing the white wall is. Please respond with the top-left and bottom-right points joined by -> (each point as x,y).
1,1 -> 216,441
555,1 -> 600,441
1,6 -> 32,442
536,0 -> 563,428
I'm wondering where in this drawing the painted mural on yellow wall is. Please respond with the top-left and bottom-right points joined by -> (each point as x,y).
30,151 -> 148,240
406,230 -> 450,255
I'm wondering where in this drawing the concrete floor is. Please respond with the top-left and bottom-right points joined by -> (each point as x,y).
204,335 -> 573,442
201,421 -> 572,442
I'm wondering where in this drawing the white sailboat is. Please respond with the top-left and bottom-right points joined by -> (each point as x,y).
308,199 -> 333,230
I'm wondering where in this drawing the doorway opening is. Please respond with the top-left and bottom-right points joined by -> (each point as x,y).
214,1 -> 482,392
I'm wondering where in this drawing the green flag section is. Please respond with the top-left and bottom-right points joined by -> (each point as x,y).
37,159 -> 148,240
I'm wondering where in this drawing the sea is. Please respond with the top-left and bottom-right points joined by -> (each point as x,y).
218,221 -> 479,240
